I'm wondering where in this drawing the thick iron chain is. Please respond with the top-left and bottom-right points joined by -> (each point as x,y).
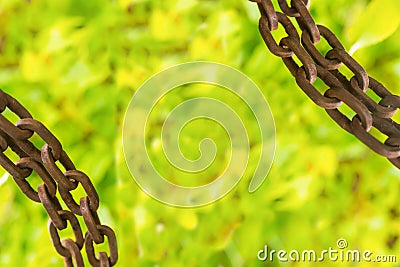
251,0 -> 400,168
0,89 -> 118,266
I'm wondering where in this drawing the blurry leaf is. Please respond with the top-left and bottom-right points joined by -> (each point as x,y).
43,18 -> 82,53
61,60 -> 90,85
61,59 -> 109,88
174,0 -> 196,12
177,210 -> 198,230
149,10 -> 191,41
347,0 -> 400,54
243,1 -> 261,22
134,205 -> 150,231
215,11 -> 240,38
20,51 -> 51,82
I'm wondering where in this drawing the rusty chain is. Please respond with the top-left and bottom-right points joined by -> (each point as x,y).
0,89 -> 118,266
251,0 -> 400,168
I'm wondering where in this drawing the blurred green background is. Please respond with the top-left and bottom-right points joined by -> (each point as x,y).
0,0 -> 400,266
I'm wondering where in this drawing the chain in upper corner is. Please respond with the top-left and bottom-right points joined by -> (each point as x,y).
251,0 -> 400,167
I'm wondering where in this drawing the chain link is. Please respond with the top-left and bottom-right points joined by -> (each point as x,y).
251,0 -> 400,168
0,90 -> 118,266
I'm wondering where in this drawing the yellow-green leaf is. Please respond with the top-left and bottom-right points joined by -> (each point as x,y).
347,0 -> 400,54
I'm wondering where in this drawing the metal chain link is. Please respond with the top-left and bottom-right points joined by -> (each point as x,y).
0,89 -> 118,266
251,0 -> 400,168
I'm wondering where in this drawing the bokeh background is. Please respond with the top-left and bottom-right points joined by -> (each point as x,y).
0,0 -> 399,266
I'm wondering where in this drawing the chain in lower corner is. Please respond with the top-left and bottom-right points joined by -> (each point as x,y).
0,89 -> 118,266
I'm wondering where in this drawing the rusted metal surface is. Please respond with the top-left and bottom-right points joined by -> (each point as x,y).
251,0 -> 400,168
0,90 -> 118,266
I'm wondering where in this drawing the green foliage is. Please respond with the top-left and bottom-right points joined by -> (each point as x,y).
347,0 -> 400,54
0,0 -> 399,266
